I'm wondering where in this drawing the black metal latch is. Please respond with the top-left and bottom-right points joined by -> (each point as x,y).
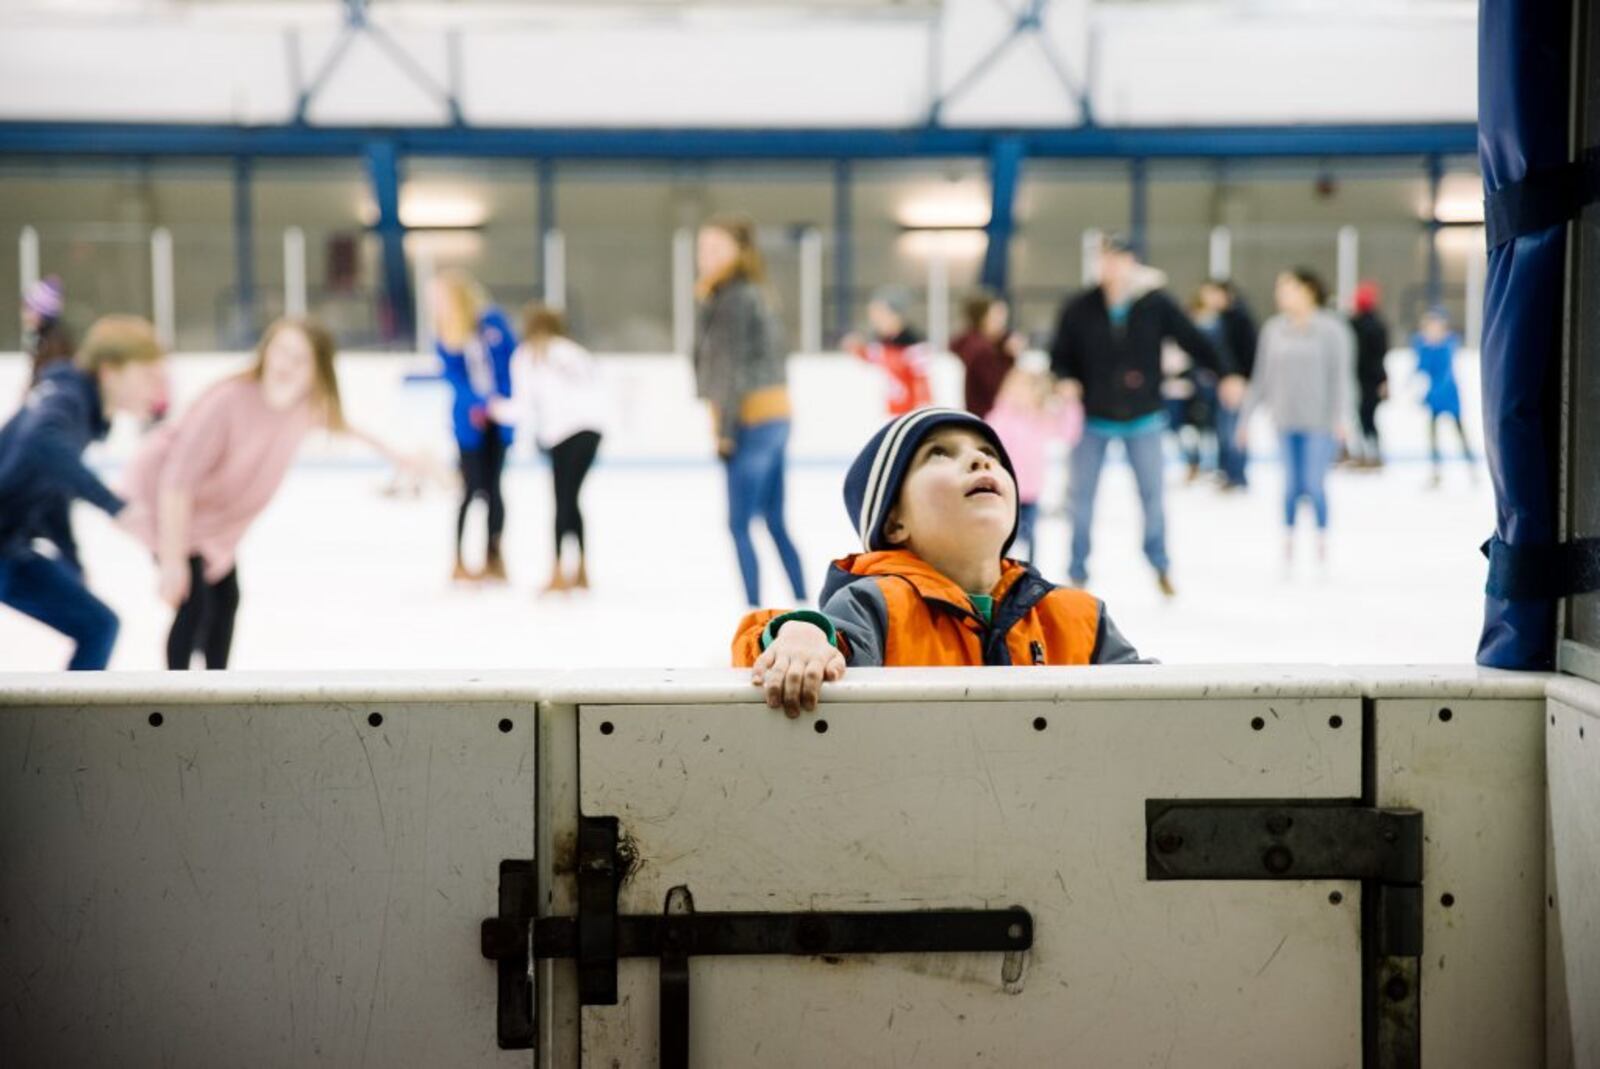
1146,800 -> 1424,1069
482,816 -> 1034,1064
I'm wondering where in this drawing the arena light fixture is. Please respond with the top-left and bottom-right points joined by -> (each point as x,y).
359,189 -> 490,231
895,186 -> 991,231
898,226 -> 990,259
1430,172 -> 1486,225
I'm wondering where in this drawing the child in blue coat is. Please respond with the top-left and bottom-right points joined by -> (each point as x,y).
431,271 -> 517,581
1411,308 -> 1475,487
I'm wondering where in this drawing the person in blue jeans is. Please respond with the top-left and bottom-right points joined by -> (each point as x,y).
0,316 -> 168,669
1050,236 -> 1241,596
1197,279 -> 1257,490
692,214 -> 807,607
724,419 -> 806,607
1236,268 -> 1354,568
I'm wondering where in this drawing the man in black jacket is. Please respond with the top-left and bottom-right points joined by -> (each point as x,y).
0,316 -> 166,669
1051,237 -> 1242,596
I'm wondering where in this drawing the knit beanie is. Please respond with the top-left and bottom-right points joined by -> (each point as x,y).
869,285 -> 914,322
843,406 -> 1019,555
1352,281 -> 1381,315
23,275 -> 64,321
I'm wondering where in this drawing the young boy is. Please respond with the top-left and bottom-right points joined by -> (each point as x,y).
734,406 -> 1145,716
846,287 -> 933,417
0,315 -> 167,669
1411,308 -> 1475,486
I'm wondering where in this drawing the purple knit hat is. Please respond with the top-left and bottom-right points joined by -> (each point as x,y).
23,276 -> 64,320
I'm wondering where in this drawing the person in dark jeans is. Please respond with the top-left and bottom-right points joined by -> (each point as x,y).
1050,237 -> 1241,596
431,270 -> 517,583
693,213 -> 807,608
549,431 -> 601,576
1348,281 -> 1391,469
165,557 -> 240,669
0,316 -> 168,669
1198,278 -> 1257,489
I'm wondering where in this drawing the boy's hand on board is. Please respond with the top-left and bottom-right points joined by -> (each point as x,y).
751,620 -> 846,718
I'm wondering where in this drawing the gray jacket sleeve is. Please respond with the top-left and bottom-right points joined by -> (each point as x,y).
1091,601 -> 1154,665
820,579 -> 890,668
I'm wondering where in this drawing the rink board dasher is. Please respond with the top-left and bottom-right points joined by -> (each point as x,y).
0,667 -> 1585,1068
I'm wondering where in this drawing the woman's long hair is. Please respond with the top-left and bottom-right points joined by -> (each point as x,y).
433,269 -> 489,350
246,317 -> 346,431
696,213 -> 766,300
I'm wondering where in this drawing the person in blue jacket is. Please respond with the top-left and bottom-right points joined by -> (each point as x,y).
431,271 -> 517,582
0,315 -> 168,669
1411,308 -> 1476,487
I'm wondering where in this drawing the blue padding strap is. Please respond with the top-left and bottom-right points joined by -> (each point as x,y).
1484,149 -> 1600,249
1482,534 -> 1600,600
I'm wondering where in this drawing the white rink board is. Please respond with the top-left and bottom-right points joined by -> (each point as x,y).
1374,698 -> 1547,1067
577,697 -> 1363,1067
1547,687 -> 1600,1069
0,700 -> 536,1069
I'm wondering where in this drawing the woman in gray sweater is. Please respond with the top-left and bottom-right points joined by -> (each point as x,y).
1237,267 -> 1354,565
693,214 -> 807,608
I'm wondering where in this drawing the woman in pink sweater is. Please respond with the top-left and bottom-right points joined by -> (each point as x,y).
123,318 -> 411,669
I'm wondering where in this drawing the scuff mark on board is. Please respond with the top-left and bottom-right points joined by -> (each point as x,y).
1254,934 -> 1289,977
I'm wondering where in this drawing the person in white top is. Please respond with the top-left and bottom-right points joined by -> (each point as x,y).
491,305 -> 608,593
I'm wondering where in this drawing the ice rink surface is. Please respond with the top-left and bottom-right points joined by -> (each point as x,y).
0,451 -> 1493,672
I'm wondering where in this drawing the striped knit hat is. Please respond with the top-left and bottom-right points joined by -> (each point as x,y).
843,406 -> 1019,554
23,276 -> 64,321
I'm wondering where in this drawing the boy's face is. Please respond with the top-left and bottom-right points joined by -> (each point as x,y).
100,359 -> 169,420
883,427 -> 1015,562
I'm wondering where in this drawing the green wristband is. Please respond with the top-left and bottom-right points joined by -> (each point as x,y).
760,610 -> 838,651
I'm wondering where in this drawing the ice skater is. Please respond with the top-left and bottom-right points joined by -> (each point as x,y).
431,270 -> 518,583
0,316 -> 168,670
950,291 -> 1023,417
1411,308 -> 1475,487
1196,278 -> 1257,491
985,354 -> 1082,564
1049,235 -> 1240,596
1348,281 -> 1391,469
845,287 -> 933,417
121,317 -> 418,670
1236,268 -> 1354,568
491,304 -> 608,595
21,275 -> 74,390
692,213 -> 807,609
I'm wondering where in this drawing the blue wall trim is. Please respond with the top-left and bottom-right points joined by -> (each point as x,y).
981,137 -> 1025,293
0,121 -> 1476,162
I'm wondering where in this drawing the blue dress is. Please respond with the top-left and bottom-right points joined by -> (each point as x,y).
1412,332 -> 1462,418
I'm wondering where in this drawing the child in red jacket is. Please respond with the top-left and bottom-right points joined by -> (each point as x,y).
734,407 -> 1145,716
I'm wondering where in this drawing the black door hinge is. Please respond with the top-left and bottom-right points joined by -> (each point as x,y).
1146,799 -> 1424,1069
